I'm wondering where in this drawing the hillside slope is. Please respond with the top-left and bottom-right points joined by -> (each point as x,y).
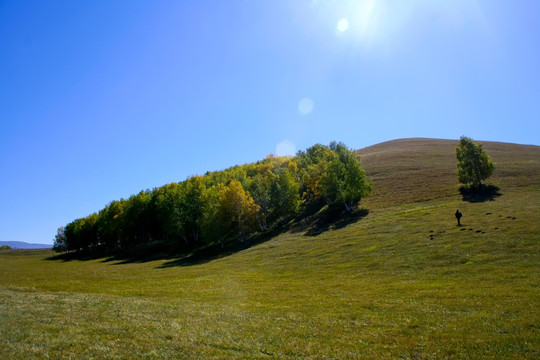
0,138 -> 539,359
358,137 -> 540,207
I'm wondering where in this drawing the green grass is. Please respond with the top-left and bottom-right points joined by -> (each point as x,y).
1,138 -> 539,359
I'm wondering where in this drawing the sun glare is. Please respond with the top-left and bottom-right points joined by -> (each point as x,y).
348,0 -> 378,38
337,18 -> 349,32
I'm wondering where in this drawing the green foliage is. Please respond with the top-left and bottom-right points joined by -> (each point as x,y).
217,180 -> 260,241
176,176 -> 207,245
5,138 -> 539,359
247,157 -> 301,229
52,227 -> 67,252
270,168 -> 300,220
456,136 -> 495,188
97,199 -> 126,251
2,178 -> 539,359
122,190 -> 154,247
200,184 -> 221,243
155,183 -> 183,243
297,144 -> 336,201
0,245 -> 11,250
63,214 -> 99,253
298,142 -> 372,212
59,141 -> 370,257
248,171 -> 274,230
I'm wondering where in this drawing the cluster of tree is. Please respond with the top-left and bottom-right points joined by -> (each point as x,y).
456,136 -> 495,189
54,142 -> 372,255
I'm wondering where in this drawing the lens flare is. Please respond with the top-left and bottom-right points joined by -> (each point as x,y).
275,140 -> 296,157
298,97 -> 314,115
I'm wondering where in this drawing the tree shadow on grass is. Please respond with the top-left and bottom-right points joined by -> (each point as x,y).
159,206 -> 369,268
296,207 -> 369,237
46,252 -> 104,262
45,250 -> 171,264
157,230 -> 279,268
103,251 -> 176,265
460,184 -> 502,203
45,241 -> 181,264
46,203 -> 370,268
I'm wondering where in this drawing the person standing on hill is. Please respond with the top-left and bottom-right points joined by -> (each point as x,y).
455,210 -> 463,226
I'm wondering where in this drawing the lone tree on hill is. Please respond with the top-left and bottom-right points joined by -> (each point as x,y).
456,136 -> 494,189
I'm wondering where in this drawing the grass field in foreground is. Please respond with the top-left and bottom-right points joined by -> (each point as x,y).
1,138 -> 539,359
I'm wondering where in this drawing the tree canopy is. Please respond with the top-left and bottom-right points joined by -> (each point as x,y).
54,142 -> 371,256
456,136 -> 495,189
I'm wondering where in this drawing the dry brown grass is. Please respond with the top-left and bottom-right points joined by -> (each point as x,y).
357,137 -> 540,208
1,137 -> 539,359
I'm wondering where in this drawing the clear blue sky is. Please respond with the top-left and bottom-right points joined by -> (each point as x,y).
1,1 -> 539,245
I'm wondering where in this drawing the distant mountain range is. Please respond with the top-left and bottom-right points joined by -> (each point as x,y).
0,241 -> 52,249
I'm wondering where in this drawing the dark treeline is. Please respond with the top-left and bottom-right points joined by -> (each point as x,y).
54,142 -> 372,256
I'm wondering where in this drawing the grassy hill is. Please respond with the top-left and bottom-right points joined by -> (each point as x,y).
358,138 -> 540,207
1,138 -> 539,359
0,241 -> 52,249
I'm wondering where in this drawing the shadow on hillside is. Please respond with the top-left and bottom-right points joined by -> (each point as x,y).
290,207 -> 369,237
158,236 -> 268,268
159,206 -> 369,268
45,250 -> 171,264
460,185 -> 501,203
46,252 -> 103,262
46,204 -> 369,268
44,225 -> 292,267
45,241 -> 181,264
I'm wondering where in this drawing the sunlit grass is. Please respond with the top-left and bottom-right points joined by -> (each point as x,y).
1,139 -> 539,359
